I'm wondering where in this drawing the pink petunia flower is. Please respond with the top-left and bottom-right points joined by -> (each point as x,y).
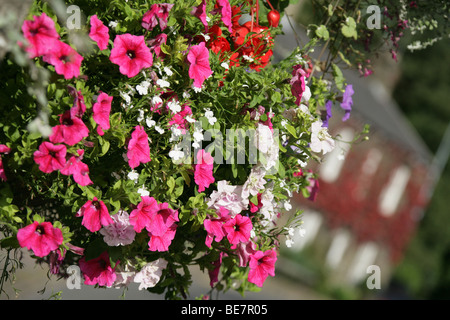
187,42 -> 213,88
147,223 -> 177,252
89,14 -> 110,50
146,202 -> 179,236
248,249 -> 277,287
290,64 -> 307,106
233,240 -> 257,267
21,12 -> 60,58
49,110 -> 89,146
109,34 -> 153,78
93,92 -> 113,136
0,144 -> 11,181
79,251 -> 118,287
208,251 -> 224,287
147,33 -> 168,58
60,149 -> 93,186
33,141 -> 67,173
216,0 -> 233,32
76,197 -> 113,232
127,125 -> 151,169
43,40 -> 83,79
194,149 -> 215,192
223,214 -> 252,245
67,86 -> 86,118
168,105 -> 192,131
203,207 -> 230,248
129,196 -> 158,233
17,221 -> 63,257
191,0 -> 208,32
142,3 -> 174,31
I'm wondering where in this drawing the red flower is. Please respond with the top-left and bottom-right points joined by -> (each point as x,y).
79,251 -> 117,287
110,34 -> 153,78
33,141 -> 67,173
43,40 -> 83,79
127,125 -> 151,169
93,92 -> 113,136
76,197 -> 113,232
248,249 -> 277,287
21,12 -> 60,58
223,214 -> 252,245
187,42 -> 213,88
49,110 -> 89,146
89,14 -> 109,50
17,221 -> 63,257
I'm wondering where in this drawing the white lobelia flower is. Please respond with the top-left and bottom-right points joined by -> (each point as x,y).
310,120 -> 335,155
204,108 -> 217,125
136,80 -> 151,95
156,78 -> 170,88
154,125 -> 164,134
137,187 -> 150,197
134,259 -> 168,290
146,117 -> 156,128
127,170 -> 139,183
169,147 -> 185,162
167,100 -> 182,114
163,66 -> 173,76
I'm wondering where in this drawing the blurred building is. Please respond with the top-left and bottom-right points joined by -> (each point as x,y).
273,14 -> 435,291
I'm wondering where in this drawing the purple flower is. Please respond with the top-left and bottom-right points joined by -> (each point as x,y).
322,100 -> 333,127
340,84 -> 354,121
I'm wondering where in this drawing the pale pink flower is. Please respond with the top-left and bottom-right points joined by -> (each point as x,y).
110,34 -> 153,78
134,258 -> 168,290
127,125 -> 151,169
89,14 -> 110,50
207,180 -> 248,216
100,210 -> 136,246
187,42 -> 212,88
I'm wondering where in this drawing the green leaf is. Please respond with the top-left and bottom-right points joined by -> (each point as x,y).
341,17 -> 357,39
285,124 -> 298,138
315,25 -> 329,40
332,63 -> 345,91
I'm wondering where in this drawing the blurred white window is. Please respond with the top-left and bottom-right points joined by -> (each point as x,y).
378,165 -> 411,216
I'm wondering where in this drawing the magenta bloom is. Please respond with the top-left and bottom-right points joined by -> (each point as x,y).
129,196 -> 158,233
0,144 -> 11,181
93,92 -> 113,136
233,241 -> 257,267
147,224 -> 177,252
147,33 -> 168,58
21,12 -> 60,58
203,207 -> 230,248
142,3 -> 174,31
110,34 -> 153,78
76,197 -> 113,232
187,42 -> 213,88
89,14 -> 109,50
43,40 -> 83,79
191,0 -> 208,32
216,0 -> 233,32
146,202 -> 179,236
17,221 -> 63,257
49,110 -> 89,146
61,150 -> 93,186
248,249 -> 277,287
33,141 -> 67,173
194,149 -> 215,192
79,251 -> 117,287
68,86 -> 86,118
290,64 -> 306,106
223,214 -> 252,245
127,125 -> 151,169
